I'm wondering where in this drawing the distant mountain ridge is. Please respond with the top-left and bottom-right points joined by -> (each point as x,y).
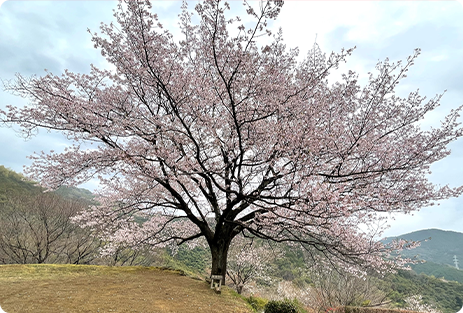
390,228 -> 463,267
389,228 -> 463,283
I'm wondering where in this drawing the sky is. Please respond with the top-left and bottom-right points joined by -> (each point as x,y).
0,0 -> 463,238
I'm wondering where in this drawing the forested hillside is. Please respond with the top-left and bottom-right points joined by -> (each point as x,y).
411,261 -> 463,284
54,185 -> 95,203
385,229 -> 463,285
0,166 -> 104,265
384,269 -> 463,313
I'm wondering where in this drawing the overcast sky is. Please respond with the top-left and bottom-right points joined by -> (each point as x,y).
0,0 -> 463,238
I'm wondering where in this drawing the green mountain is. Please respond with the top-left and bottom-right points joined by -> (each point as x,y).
0,165 -> 94,202
387,229 -> 463,284
0,165 -> 41,201
390,229 -> 463,267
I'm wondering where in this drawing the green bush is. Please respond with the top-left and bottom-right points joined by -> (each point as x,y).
246,296 -> 268,312
265,300 -> 297,313
264,299 -> 307,313
360,300 -> 371,307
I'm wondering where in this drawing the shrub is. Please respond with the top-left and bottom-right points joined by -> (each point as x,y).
246,296 -> 268,312
265,300 -> 297,313
360,300 -> 371,307
264,299 -> 307,313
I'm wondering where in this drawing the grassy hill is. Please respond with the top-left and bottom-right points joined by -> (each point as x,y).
0,264 -> 252,313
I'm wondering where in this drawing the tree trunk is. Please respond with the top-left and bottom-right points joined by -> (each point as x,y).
236,284 -> 243,295
210,238 -> 231,285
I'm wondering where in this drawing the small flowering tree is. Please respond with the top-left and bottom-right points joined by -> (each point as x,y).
404,295 -> 441,313
308,264 -> 389,311
226,237 -> 277,294
2,0 -> 463,284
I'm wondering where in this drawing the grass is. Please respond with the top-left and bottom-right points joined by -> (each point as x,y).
0,264 -> 253,313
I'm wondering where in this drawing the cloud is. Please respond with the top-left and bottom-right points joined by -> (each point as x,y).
0,123 -> 71,175
0,1 -> 117,77
384,199 -> 463,238
0,1 -> 116,175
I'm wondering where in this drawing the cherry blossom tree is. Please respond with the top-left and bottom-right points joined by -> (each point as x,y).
2,0 -> 463,284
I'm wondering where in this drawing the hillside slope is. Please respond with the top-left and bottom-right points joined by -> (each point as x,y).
0,165 -> 94,202
0,165 -> 39,201
385,269 -> 463,313
411,261 -> 463,284
0,264 -> 252,313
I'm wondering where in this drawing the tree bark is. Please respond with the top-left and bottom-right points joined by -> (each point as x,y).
236,284 -> 243,295
210,237 -> 231,285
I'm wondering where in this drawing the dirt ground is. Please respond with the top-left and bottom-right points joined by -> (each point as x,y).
0,264 -> 252,313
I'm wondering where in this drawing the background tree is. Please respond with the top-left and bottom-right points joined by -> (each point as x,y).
226,236 -> 277,294
404,295 -> 441,313
2,0 -> 463,284
59,223 -> 102,265
308,264 -> 389,312
0,192 -> 100,264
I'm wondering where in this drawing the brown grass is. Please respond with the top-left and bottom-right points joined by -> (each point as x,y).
0,264 -> 253,313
